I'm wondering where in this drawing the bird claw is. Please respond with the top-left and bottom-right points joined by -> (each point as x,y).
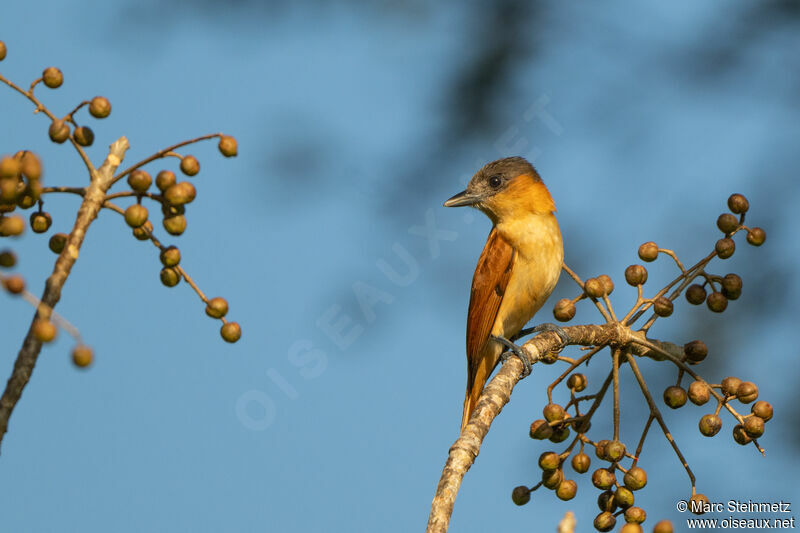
494,335 -> 532,378
513,323 -> 570,351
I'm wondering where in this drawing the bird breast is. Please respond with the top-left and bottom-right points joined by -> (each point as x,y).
492,213 -> 564,338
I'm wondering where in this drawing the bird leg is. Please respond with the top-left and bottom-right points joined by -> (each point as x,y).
493,335 -> 533,378
512,322 -> 570,349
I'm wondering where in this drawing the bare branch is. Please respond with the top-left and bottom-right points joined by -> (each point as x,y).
0,137 -> 130,453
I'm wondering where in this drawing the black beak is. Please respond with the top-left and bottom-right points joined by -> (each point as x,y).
443,190 -> 480,207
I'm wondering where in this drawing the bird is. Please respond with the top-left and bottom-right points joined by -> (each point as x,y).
444,156 -> 564,431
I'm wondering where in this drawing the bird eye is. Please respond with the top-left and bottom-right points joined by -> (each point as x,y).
488,175 -> 502,188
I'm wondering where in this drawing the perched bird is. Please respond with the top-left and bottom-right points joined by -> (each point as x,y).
444,157 -> 564,430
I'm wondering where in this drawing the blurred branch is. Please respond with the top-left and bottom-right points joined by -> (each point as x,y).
0,137 -> 130,453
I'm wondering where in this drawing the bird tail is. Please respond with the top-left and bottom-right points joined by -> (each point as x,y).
461,343 -> 501,431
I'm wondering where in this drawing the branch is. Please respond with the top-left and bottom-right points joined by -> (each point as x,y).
0,137 -> 130,453
425,323 -> 681,533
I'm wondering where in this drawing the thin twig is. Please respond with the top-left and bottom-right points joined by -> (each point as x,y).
111,133 -> 221,186
562,263 -> 613,322
0,72 -> 94,174
623,351 -> 696,488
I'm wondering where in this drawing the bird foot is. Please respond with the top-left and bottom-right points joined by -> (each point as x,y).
494,335 -> 532,378
512,323 -> 570,351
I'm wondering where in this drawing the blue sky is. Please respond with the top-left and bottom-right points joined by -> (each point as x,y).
1,1 -> 798,532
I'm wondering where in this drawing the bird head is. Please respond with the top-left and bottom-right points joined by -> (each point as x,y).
443,157 -> 555,224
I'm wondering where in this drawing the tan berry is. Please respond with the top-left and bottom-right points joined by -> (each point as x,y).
624,506 -> 647,524
706,291 -> 728,312
0,249 -> 17,268
179,155 -> 200,176
49,233 -> 67,253
732,423 -> 752,445
218,135 -> 238,157
159,245 -> 181,267
541,468 -> 563,490
2,274 -> 25,294
605,440 -> 626,462
553,298 -> 576,322
20,152 -> 42,180
624,264 -> 648,286
156,170 -> 177,192
716,213 -> 738,234
653,519 -> 674,533
570,452 -> 590,474
32,319 -> 57,342
124,204 -> 149,228
594,511 -> 616,532
555,479 -> 577,501
638,241 -> 658,262
584,277 -> 605,298
623,467 -> 647,490
42,67 -> 63,88
591,468 -> 616,490
746,227 -> 766,246
72,345 -> 93,368
691,493 -> 710,515
221,322 -> 241,343
511,486 -> 530,506
736,381 -> 758,403
529,419 -> 553,440
685,284 -> 707,305
132,220 -> 153,241
567,373 -> 587,392
615,486 -> 634,509
160,267 -> 181,287
0,156 -> 21,179
699,414 -> 722,437
205,297 -> 229,318
688,381 -> 711,405
0,215 -> 25,236
595,439 -> 610,461
663,385 -> 687,409
29,211 -> 52,233
721,376 -> 742,397
688,341 -> 711,361
164,182 -> 196,206
597,274 -> 614,295
715,237 -> 735,259
751,401 -> 772,422
548,425 -> 570,443
653,296 -> 673,317
721,273 -> 742,300
597,490 -> 616,512
73,126 -> 94,147
48,120 -> 70,143
743,416 -> 764,438
89,96 -> 111,118
538,451 -> 560,471
543,403 -> 566,422
128,170 -> 152,192
728,193 -> 749,214
162,214 -> 187,236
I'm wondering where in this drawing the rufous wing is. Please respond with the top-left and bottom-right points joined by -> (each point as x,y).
461,228 -> 516,430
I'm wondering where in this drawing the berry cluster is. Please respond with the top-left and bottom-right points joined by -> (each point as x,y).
0,40 -> 241,374
510,194 -> 768,532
